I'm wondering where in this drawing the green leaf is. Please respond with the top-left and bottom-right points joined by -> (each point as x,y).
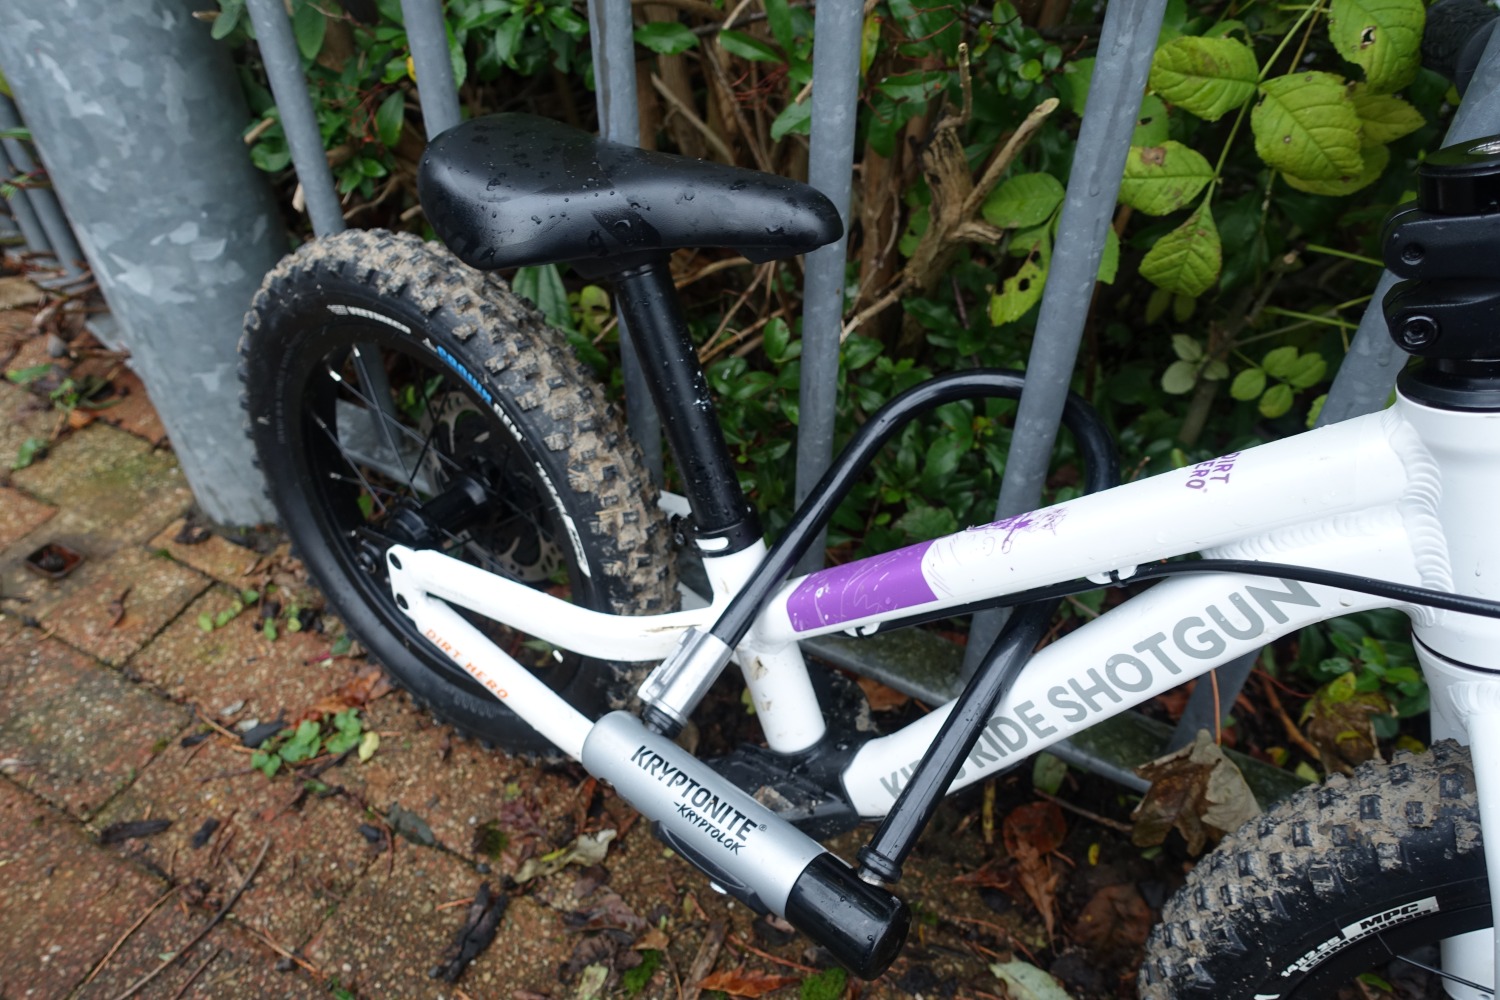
982,173 -> 1065,229
1058,57 -> 1094,117
11,436 -> 45,471
211,3 -> 243,40
718,29 -> 782,62
988,256 -> 1047,325
1097,226 -> 1120,285
291,0 -> 326,61
1230,368 -> 1266,400
1171,334 -> 1204,362
1032,752 -> 1068,795
240,588 -> 260,605
374,90 -> 405,148
1259,382 -> 1295,418
358,730 -> 381,762
1328,0 -> 1424,93
1252,72 -> 1364,181
1286,352 -> 1329,389
634,22 -> 698,55
770,100 -> 811,141
513,264 -> 576,333
1161,359 -> 1199,394
764,0 -> 795,51
1119,142 -> 1214,216
6,364 -> 52,385
1262,345 -> 1299,378
252,751 -> 282,778
1133,95 -> 1170,146
1139,205 -> 1221,298
1149,36 -> 1259,122
1282,142 -> 1389,196
763,317 -> 792,362
1202,359 -> 1229,381
262,619 -> 278,641
279,720 -> 323,764
1349,85 -> 1425,143
197,613 -> 215,632
1307,393 -> 1328,427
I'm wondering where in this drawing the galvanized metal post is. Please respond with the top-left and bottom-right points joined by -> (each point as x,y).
792,0 -> 865,576
1319,26 -> 1500,425
400,0 -> 462,138
244,0 -> 346,237
0,142 -> 50,260
0,0 -> 286,525
961,0 -> 1169,677
587,0 -> 663,481
0,97 -> 85,279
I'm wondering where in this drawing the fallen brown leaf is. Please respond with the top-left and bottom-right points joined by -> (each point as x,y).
1132,729 -> 1261,854
856,676 -> 911,712
1002,800 -> 1067,857
697,968 -> 800,998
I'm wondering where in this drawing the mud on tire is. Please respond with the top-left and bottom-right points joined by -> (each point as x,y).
240,229 -> 677,753
1140,740 -> 1487,998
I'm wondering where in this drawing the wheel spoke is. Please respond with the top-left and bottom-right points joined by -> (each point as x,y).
1377,935 -> 1495,996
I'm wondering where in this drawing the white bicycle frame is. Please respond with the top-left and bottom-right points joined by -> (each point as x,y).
386,387 -> 1500,995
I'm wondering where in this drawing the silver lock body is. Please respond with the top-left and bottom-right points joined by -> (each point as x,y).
581,710 -> 824,913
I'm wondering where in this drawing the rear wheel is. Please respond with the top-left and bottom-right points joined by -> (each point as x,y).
240,229 -> 676,752
1140,740 -> 1490,999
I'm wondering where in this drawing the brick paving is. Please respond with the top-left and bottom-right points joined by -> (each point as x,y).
0,299 -> 1057,1000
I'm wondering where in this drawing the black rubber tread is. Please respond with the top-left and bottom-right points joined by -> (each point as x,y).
240,228 -> 677,752
1140,740 -> 1487,998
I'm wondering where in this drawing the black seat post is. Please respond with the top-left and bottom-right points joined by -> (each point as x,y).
608,255 -> 762,556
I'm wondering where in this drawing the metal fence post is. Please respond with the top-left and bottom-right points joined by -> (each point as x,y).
961,0 -> 1169,677
0,0 -> 285,526
0,97 -> 85,281
400,0 -> 462,138
0,142 -> 51,262
243,0 -> 346,238
587,0 -> 663,482
792,0 -> 865,576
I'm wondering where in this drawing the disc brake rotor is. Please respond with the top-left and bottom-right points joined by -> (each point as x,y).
423,391 -> 564,584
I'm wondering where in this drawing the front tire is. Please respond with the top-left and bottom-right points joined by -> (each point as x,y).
240,229 -> 676,753
1140,740 -> 1488,998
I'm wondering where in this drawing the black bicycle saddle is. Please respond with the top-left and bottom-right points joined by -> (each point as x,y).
418,113 -> 842,272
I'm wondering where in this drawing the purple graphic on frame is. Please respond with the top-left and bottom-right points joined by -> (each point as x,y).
965,507 -> 1067,553
786,541 -> 939,632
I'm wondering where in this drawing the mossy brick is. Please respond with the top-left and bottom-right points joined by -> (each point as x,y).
10,422 -> 192,542
37,544 -> 211,666
0,509 -> 137,615
128,584 -> 341,718
0,778 -> 163,998
0,486 -> 56,550
0,635 -> 189,819
0,378 -> 63,470
72,365 -> 167,445
150,518 -> 265,586
72,914 -> 321,1000
91,736 -> 376,950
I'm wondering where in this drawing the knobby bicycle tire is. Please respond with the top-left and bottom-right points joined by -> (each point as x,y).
240,229 -> 677,752
1141,740 -> 1488,998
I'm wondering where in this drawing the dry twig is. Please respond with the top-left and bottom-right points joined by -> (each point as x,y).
111,837 -> 271,1000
